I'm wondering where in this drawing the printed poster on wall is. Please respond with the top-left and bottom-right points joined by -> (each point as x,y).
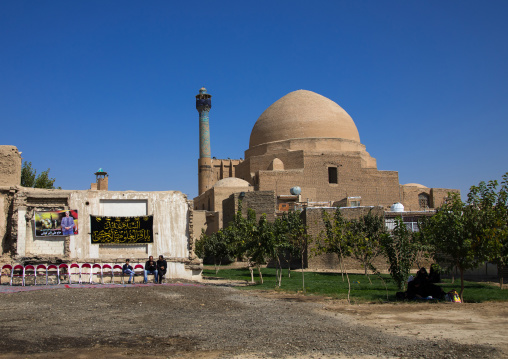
34,210 -> 79,237
90,215 -> 153,244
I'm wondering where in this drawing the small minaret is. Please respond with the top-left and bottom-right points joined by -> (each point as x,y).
91,168 -> 109,191
196,87 -> 213,195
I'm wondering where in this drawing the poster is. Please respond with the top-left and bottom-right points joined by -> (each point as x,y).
34,210 -> 79,237
90,215 -> 153,244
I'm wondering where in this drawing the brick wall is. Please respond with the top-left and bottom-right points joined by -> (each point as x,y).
223,191 -> 277,228
304,206 -> 387,270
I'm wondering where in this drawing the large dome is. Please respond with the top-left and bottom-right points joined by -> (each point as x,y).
249,90 -> 360,149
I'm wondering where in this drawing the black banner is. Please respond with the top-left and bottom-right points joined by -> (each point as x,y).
90,216 -> 153,244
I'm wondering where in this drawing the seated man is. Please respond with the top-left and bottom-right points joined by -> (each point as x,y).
144,255 -> 158,283
122,259 -> 135,284
156,255 -> 167,284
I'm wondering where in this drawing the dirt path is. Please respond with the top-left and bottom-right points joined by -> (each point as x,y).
0,281 -> 505,358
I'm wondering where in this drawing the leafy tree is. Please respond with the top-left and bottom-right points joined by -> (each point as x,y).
282,210 -> 309,292
317,209 -> 353,302
381,217 -> 419,291
346,210 -> 386,278
419,193 -> 486,300
195,229 -> 235,274
21,161 -> 57,189
467,172 -> 508,288
228,202 -> 260,283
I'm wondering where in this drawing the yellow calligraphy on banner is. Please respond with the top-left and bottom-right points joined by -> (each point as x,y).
90,216 -> 153,244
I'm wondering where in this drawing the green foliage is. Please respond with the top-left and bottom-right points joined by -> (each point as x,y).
317,209 -> 351,273
381,217 -> 420,291
195,229 -> 235,273
346,210 -> 386,276
467,172 -> 508,268
420,193 -> 486,300
317,209 -> 386,277
21,161 -> 57,189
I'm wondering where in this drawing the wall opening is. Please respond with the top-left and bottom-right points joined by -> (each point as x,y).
328,167 -> 338,184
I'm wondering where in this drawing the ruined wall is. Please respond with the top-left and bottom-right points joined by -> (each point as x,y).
7,188 -> 201,281
0,146 -> 22,187
0,189 -> 16,255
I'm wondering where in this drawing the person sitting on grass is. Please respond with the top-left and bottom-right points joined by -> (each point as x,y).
122,259 -> 135,284
144,256 -> 158,283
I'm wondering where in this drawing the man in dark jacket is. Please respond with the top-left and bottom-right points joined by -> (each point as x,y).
122,259 -> 135,284
157,255 -> 167,284
144,256 -> 158,283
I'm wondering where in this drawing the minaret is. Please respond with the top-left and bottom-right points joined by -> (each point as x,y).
91,168 -> 109,191
196,87 -> 213,195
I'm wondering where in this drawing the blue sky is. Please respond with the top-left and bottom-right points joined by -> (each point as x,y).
1,1 -> 507,199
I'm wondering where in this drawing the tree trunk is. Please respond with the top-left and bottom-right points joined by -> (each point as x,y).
301,253 -> 305,294
257,265 -> 263,284
459,267 -> 465,302
249,266 -> 254,283
287,253 -> 292,278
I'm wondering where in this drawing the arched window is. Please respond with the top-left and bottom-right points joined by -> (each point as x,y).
418,193 -> 430,209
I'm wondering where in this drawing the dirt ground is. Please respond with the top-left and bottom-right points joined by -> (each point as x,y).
0,279 -> 506,358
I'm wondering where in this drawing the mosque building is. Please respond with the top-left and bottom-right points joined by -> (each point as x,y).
193,88 -> 459,233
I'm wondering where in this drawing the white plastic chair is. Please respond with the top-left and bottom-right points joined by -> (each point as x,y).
113,264 -> 124,284
1,264 -> 13,285
102,264 -> 113,284
80,263 -> 92,283
23,265 -> 36,286
47,264 -> 59,285
58,263 -> 70,284
69,263 -> 81,284
35,264 -> 48,285
91,263 -> 102,284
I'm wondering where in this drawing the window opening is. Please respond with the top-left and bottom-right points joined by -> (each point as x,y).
328,167 -> 338,184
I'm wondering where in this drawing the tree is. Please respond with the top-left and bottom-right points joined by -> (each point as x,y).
467,172 -> 508,288
381,217 -> 420,291
21,161 -> 57,189
419,193 -> 485,300
317,209 -> 353,302
282,210 -> 309,292
195,229 -> 235,274
227,202 -> 260,283
346,210 -> 386,278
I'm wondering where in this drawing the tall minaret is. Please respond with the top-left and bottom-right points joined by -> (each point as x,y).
196,87 -> 213,195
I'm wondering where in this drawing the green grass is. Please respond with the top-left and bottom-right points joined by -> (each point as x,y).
203,265 -> 508,303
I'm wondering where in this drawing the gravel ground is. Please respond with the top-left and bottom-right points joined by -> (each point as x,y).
0,281 -> 501,359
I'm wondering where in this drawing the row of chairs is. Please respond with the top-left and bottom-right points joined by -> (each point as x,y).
0,263 -> 149,286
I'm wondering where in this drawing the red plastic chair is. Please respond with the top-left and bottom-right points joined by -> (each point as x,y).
91,263 -> 102,284
69,263 -> 81,284
1,264 -> 13,285
102,264 -> 113,284
47,264 -> 59,284
35,264 -> 48,285
113,264 -> 124,284
80,263 -> 92,283
23,265 -> 36,286
58,263 -> 70,284
133,264 -> 144,283
11,264 -> 24,286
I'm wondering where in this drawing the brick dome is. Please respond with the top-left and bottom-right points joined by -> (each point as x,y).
249,90 -> 360,149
